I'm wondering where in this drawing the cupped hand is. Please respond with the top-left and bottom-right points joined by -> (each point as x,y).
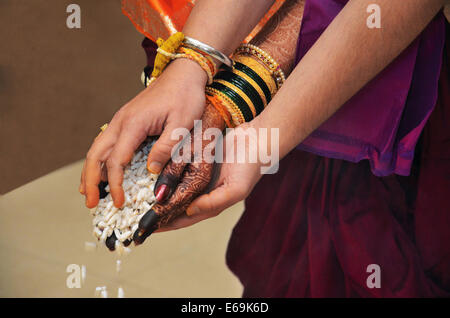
133,101 -> 226,244
137,121 -> 267,239
80,58 -> 208,209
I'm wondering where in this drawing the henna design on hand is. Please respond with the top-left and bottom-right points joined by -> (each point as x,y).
134,0 -> 306,244
154,102 -> 226,203
155,160 -> 214,226
251,0 -> 305,75
134,103 -> 225,244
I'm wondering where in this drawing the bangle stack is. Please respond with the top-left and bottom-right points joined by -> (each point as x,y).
205,88 -> 243,128
142,33 -> 222,87
206,43 -> 283,127
206,94 -> 235,129
232,55 -> 278,97
183,36 -> 233,68
234,44 -> 286,89
139,36 -> 284,130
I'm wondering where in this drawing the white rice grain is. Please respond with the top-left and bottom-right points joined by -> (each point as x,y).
100,288 -> 108,298
91,138 -> 157,255
81,265 -> 86,283
84,241 -> 97,252
118,286 -> 125,298
116,260 -> 122,273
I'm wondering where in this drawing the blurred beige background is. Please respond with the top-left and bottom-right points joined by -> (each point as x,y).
0,161 -> 244,297
0,0 -> 145,194
0,0 -> 244,298
1,0 -> 448,298
1,2 -> 449,195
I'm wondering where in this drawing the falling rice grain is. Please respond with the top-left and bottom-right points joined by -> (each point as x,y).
118,286 -> 125,298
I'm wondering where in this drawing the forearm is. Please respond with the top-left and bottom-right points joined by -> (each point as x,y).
253,0 -> 446,159
251,0 -> 305,75
183,0 -> 275,56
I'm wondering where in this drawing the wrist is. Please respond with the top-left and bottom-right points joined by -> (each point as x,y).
164,58 -> 209,87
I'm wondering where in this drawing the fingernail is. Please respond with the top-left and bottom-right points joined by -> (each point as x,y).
79,184 -> 85,194
134,209 -> 159,245
133,229 -> 143,245
155,184 -> 169,203
133,227 -> 156,245
147,161 -> 162,174
186,206 -> 200,216
154,174 -> 177,201
113,195 -> 124,208
98,181 -> 108,199
138,209 -> 159,231
105,232 -> 117,251
85,197 -> 92,208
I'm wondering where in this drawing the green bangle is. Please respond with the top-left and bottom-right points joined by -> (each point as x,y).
215,71 -> 265,115
209,81 -> 254,122
233,62 -> 272,104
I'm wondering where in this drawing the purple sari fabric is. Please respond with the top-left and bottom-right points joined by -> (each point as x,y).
295,0 -> 446,176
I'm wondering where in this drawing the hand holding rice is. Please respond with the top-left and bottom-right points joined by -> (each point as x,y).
90,138 -> 157,253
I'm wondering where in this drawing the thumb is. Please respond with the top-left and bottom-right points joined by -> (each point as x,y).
186,182 -> 247,217
147,123 -> 189,174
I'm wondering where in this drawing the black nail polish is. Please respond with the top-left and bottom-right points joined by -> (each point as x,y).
132,229 -> 143,245
105,232 -> 117,251
123,239 -> 132,247
133,227 -> 156,246
99,181 -> 108,199
138,209 -> 159,231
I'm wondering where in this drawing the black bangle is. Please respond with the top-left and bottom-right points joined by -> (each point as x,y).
233,62 -> 272,104
215,71 -> 265,116
209,82 -> 254,122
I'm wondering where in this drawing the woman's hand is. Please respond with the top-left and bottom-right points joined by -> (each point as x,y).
80,58 -> 208,209
152,123 -> 266,234
133,102 -> 226,244
144,0 -> 305,234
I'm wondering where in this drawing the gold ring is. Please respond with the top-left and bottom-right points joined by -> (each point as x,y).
100,123 -> 108,132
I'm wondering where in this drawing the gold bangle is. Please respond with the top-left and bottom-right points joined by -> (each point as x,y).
150,45 -> 216,84
234,44 -> 286,89
206,87 -> 245,126
232,68 -> 268,107
179,46 -> 218,75
214,79 -> 257,118
177,47 -> 216,84
233,54 -> 278,97
206,94 -> 235,128
205,87 -> 245,126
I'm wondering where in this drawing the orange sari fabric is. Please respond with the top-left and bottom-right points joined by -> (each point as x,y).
122,0 -> 286,44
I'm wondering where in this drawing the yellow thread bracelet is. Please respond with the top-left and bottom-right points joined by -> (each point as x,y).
150,32 -> 185,81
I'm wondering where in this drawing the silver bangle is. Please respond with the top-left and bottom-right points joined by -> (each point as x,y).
183,36 -> 233,67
